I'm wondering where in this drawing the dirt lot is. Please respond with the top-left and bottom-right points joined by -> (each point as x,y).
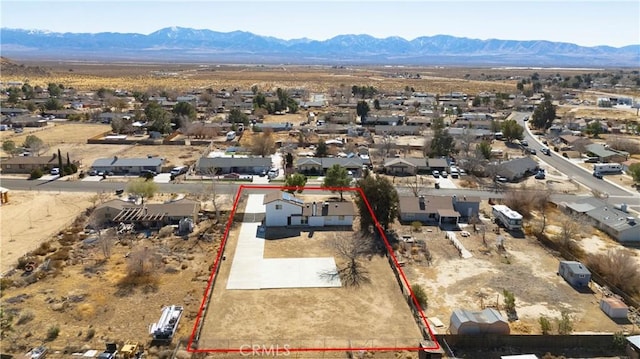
199,192 -> 423,352
116,144 -> 208,169
397,205 -> 633,336
0,192 -> 231,357
0,191 -> 94,273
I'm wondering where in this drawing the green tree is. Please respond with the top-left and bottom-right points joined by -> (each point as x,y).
628,163 -> 640,185
531,97 -> 556,130
516,82 -> 524,91
126,178 -> 158,204
275,88 -> 298,114
44,98 -> 63,110
284,173 -> 307,194
356,100 -> 370,121
285,152 -> 294,171
476,140 -> 492,160
472,96 -> 481,107
503,289 -> 516,313
2,140 -> 18,157
253,92 -> 267,108
23,135 -> 45,155
493,98 -> 505,109
323,164 -> 351,200
172,101 -> 196,120
315,140 -> 329,158
411,284 -> 428,309
21,83 -> 34,100
57,148 -> 63,176
539,315 -> 552,335
47,83 -> 62,97
501,119 -> 524,142
145,102 -> 171,133
430,117 -> 456,157
228,108 -> 249,125
586,120 -> 603,138
355,175 -> 398,232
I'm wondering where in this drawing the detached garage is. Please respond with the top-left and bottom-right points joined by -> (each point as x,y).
449,308 -> 510,335
600,297 -> 629,319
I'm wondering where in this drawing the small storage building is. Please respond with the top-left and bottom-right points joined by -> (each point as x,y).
558,261 -> 591,288
449,308 -> 510,335
600,297 -> 629,319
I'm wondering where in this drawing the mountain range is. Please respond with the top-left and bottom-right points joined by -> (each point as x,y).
1,27 -> 638,67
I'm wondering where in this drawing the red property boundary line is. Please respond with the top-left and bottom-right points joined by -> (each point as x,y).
187,184 -> 440,353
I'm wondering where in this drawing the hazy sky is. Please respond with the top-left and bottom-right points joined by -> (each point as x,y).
2,0 -> 639,47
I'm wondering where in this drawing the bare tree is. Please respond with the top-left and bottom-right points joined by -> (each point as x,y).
586,249 -> 640,295
198,167 -> 225,221
87,211 -> 113,259
321,233 -> 372,287
556,213 -> 584,250
251,128 -> 276,157
531,190 -> 552,235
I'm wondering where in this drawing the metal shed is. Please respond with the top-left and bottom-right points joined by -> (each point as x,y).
449,308 -> 510,335
600,297 -> 629,319
558,260 -> 591,288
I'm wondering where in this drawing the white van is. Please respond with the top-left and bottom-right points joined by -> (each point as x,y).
226,131 -> 236,141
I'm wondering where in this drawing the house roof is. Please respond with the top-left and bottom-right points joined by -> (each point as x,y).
92,157 -> 164,168
302,201 -> 355,217
197,156 -> 272,169
437,209 -> 460,218
1,155 -> 60,166
399,195 -> 455,215
585,205 -> 638,233
263,191 -> 304,206
497,157 -> 538,179
560,196 -> 605,213
427,158 -> 449,168
112,199 -> 199,222
296,157 -> 367,168
454,195 -> 481,203
586,143 -> 629,158
560,261 -> 591,275
383,157 -> 426,168
627,335 -> 640,349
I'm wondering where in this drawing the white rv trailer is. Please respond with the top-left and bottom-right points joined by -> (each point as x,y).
492,205 -> 523,231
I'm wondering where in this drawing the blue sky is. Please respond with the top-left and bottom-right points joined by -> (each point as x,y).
1,0 -> 639,47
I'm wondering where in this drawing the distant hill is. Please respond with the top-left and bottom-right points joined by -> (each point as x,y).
1,27 -> 638,67
0,56 -> 50,77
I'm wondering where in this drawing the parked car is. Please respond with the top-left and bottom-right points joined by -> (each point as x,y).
495,175 -> 508,183
520,140 -> 529,147
223,172 -> 240,179
528,148 -> 537,155
540,148 -> 551,156
50,167 -> 60,176
432,170 -> 440,178
139,170 -> 157,177
88,169 -> 98,176
535,171 -> 545,179
593,171 -> 603,179
441,171 -> 448,178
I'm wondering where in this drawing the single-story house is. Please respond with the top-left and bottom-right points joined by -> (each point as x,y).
263,191 -> 354,227
296,157 -> 368,175
97,112 -> 131,124
2,115 -> 47,128
195,156 -> 272,175
399,195 -> 460,226
405,116 -> 432,127
91,156 -> 163,175
586,143 -> 630,163
556,197 -> 640,243
362,115 -> 403,126
383,157 -> 427,176
94,198 -> 200,229
0,154 -> 78,174
374,125 -> 421,135
449,308 -> 510,335
427,158 -> 449,172
558,261 -> 591,288
0,107 -> 30,116
495,157 -> 538,181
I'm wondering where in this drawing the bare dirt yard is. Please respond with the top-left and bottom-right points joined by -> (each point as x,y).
0,191 -> 94,273
199,193 -> 424,354
116,144 -> 208,169
0,192 -> 233,358
398,206 -> 633,337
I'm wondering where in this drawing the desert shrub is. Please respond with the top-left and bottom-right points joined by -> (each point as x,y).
0,278 -> 14,292
33,242 -> 54,256
539,315 -> 552,335
118,247 -> 160,289
411,284 -> 428,309
47,246 -> 71,261
46,325 -> 60,341
158,225 -> 174,238
16,311 -> 34,325
29,168 -> 43,179
411,221 -> 422,232
85,328 -> 95,341
503,289 -> 516,313
556,311 -> 573,335
585,249 -> 640,296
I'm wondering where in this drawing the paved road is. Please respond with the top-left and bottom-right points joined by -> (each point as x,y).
512,112 -> 639,205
